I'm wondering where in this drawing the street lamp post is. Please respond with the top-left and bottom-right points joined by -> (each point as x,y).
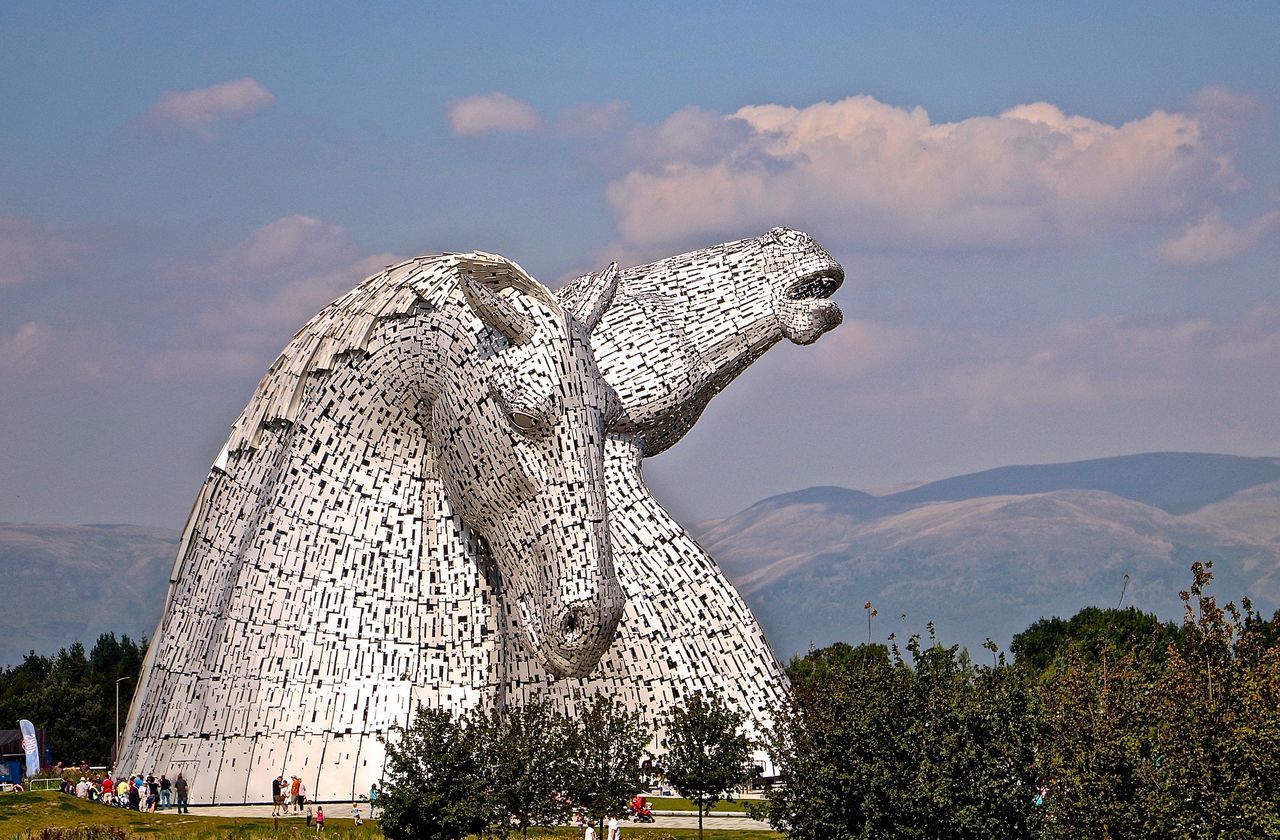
115,677 -> 132,772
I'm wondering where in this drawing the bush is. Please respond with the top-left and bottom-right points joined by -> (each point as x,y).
769,631 -> 1041,839
767,564 -> 1280,839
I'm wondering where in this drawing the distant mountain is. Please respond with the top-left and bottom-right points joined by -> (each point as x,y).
694,453 -> 1280,660
888,452 -> 1280,515
0,523 -> 177,665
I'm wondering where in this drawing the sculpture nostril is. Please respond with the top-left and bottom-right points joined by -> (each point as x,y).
560,605 -> 599,644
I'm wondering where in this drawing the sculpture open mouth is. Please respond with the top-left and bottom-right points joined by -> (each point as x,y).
778,267 -> 843,345
786,268 -> 843,301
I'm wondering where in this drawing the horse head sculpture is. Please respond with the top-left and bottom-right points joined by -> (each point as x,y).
576,226 -> 844,456
430,256 -> 625,677
121,229 -> 842,805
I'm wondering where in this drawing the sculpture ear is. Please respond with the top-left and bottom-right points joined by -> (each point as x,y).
556,263 -> 619,333
461,275 -> 533,345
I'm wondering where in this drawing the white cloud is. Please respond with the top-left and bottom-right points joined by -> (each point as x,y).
1156,208 -> 1280,265
603,94 -> 1242,252
446,92 -> 541,136
0,216 -> 87,286
937,358 -> 1168,419
202,250 -> 398,338
136,78 -> 275,141
219,214 -> 355,276
197,215 -> 400,338
624,106 -> 754,166
0,213 -> 401,384
0,321 -> 54,372
118,212 -> 395,382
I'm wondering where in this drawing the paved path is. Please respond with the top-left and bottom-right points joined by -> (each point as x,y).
160,804 -> 774,831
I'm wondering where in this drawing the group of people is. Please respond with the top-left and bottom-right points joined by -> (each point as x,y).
270,773 -> 308,816
62,768 -> 189,813
269,774 -> 379,830
581,814 -> 624,840
58,762 -> 380,829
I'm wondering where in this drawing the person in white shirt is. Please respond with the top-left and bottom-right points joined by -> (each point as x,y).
607,814 -> 620,839
584,825 -> 596,840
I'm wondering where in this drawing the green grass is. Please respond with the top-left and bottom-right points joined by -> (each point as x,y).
0,791 -> 380,839
0,791 -> 780,839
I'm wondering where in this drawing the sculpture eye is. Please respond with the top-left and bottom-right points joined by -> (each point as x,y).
508,410 -> 543,435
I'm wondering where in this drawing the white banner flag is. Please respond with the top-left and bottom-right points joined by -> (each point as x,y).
19,720 -> 39,779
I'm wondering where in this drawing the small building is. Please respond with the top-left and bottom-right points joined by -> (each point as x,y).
0,730 -> 27,785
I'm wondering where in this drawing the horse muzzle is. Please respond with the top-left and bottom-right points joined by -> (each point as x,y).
520,591 -> 624,679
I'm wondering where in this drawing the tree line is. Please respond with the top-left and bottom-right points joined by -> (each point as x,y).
767,561 -> 1280,838
0,633 -> 145,766
377,691 -> 755,840
4,561 -> 1277,837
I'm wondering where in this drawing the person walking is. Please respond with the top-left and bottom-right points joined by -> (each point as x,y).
315,805 -> 325,833
297,778 -> 308,811
174,773 -> 189,813
290,775 -> 301,815
159,774 -> 171,809
607,813 -> 621,840
271,775 -> 283,816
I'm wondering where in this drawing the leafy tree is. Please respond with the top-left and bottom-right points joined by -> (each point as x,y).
476,699 -> 575,838
767,636 -> 1041,839
1148,561 -> 1280,836
768,643 -> 899,839
660,690 -> 757,840
904,640 -> 1042,837
1023,562 -> 1280,837
785,640 -> 889,690
378,706 -> 490,840
1035,644 -> 1164,837
1240,606 -> 1280,649
565,694 -> 649,836
1012,606 -> 1182,673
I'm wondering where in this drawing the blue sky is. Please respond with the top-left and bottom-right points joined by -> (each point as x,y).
2,2 -> 1278,528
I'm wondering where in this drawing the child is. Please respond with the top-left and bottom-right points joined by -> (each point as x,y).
316,805 -> 325,832
351,804 -> 364,826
